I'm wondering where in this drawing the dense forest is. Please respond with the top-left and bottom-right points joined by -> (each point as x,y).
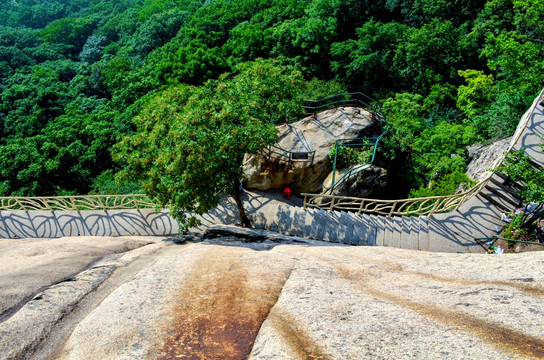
1,0 -> 543,199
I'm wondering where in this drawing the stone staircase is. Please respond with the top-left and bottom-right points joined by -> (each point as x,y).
248,203 -> 433,251
478,172 -> 523,212
243,90 -> 544,253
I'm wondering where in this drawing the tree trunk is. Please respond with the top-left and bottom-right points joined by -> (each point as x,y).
233,181 -> 251,228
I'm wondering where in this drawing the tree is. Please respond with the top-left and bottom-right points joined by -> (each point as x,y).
114,59 -> 305,230
330,19 -> 408,94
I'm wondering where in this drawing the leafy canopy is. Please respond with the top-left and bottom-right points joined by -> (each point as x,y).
114,59 -> 305,228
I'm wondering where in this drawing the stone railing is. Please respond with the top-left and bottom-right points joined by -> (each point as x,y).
0,194 -> 157,212
302,179 -> 488,217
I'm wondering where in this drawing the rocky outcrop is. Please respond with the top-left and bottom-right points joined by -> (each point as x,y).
243,107 -> 381,193
466,137 -> 512,182
322,165 -> 388,198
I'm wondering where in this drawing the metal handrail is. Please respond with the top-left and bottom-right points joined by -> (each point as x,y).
474,236 -> 544,252
262,144 -> 316,164
327,131 -> 388,193
267,92 -> 387,166
303,92 -> 387,131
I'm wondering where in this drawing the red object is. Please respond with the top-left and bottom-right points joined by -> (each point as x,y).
282,187 -> 292,200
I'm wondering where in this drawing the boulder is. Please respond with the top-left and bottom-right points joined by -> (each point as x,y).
466,137 -> 512,183
243,107 -> 381,193
322,165 -> 388,198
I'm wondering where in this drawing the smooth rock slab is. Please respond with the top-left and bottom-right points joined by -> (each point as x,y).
2,236 -> 544,360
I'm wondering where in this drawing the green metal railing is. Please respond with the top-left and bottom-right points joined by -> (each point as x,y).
262,144 -> 316,164
266,92 -> 387,167
303,92 -> 387,132
303,92 -> 388,193
327,134 -> 387,193
475,236 -> 544,253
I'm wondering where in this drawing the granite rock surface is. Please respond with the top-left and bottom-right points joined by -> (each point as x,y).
1,229 -> 543,359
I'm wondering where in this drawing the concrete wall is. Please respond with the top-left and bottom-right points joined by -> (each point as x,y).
0,209 -> 180,239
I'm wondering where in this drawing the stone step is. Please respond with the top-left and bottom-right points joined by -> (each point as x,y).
372,214 -> 385,247
478,191 -> 511,212
248,203 -> 276,230
418,216 -> 430,251
364,214 -> 378,246
305,208 -> 330,241
348,213 -> 363,245
338,211 -> 355,245
400,216 -> 417,250
275,205 -> 303,237
321,211 -> 342,243
383,216 -> 401,248
484,181 -> 521,209
392,217 -> 403,248
261,203 -> 280,231
350,212 -> 374,246
489,173 -> 523,198
492,172 -> 523,191
382,216 -> 393,247
398,216 -> 410,249
346,212 -> 364,245
301,207 -> 320,238
409,216 -> 421,250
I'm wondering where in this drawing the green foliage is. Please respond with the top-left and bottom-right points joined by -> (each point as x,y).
331,20 -> 408,94
0,0 -> 543,200
409,170 -> 476,197
457,69 -> 494,119
393,19 -> 478,93
502,212 -> 528,240
498,149 -> 544,203
301,78 -> 347,100
328,142 -> 372,170
41,15 -> 100,57
386,0 -> 487,27
0,61 -> 77,138
90,169 -> 143,195
412,121 -> 475,180
382,93 -> 427,155
114,59 -> 305,228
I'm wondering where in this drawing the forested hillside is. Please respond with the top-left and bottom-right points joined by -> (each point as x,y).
1,0 -> 542,198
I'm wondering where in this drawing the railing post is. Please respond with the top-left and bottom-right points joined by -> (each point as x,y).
454,195 -> 466,211
329,196 -> 335,213
15,198 -> 26,212
429,198 -> 440,217
303,194 -> 307,210
388,201 -> 396,218
358,199 -> 365,216
331,141 -> 338,191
